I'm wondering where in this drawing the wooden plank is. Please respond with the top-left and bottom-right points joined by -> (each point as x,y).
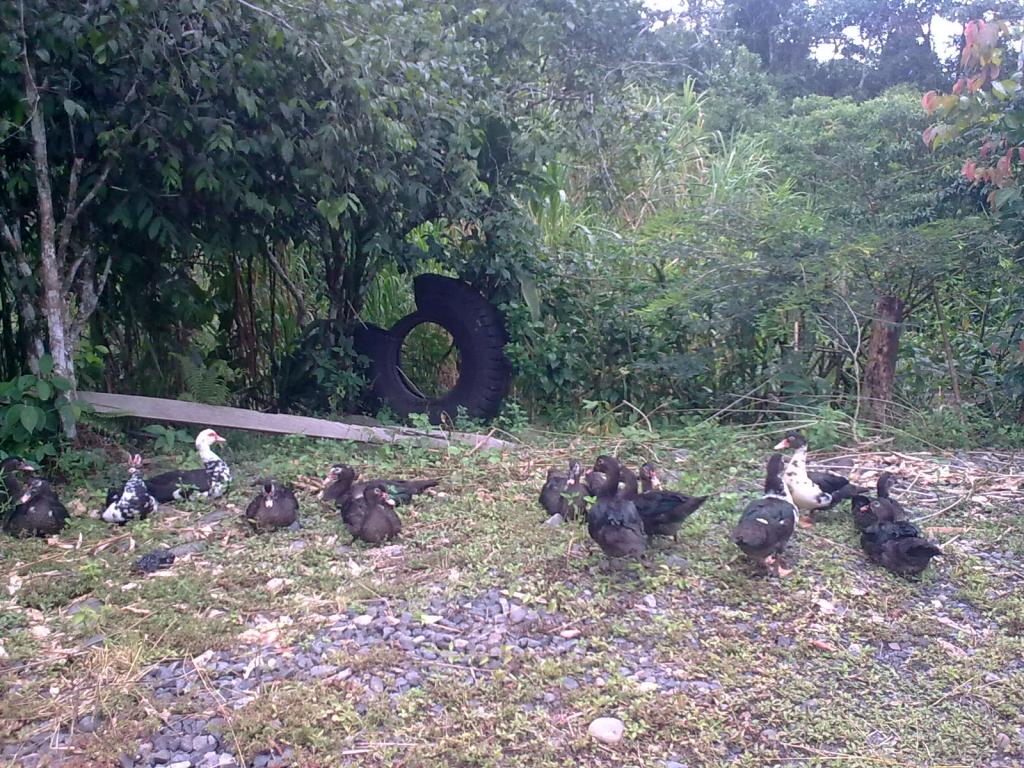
76,391 -> 514,451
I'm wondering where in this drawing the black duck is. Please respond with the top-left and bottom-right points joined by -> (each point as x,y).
245,479 -> 299,532
341,482 -> 402,544
585,456 -> 647,558
860,520 -> 941,576
733,454 -> 798,576
3,478 -> 69,537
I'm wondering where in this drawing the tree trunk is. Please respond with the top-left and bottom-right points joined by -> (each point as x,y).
861,294 -> 905,425
22,29 -> 76,437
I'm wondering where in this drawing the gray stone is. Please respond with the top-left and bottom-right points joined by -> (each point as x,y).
309,664 -> 337,678
169,541 -> 207,558
543,513 -> 564,526
152,749 -> 172,764
369,676 -> 385,693
588,717 -> 625,744
191,735 -> 215,753
68,598 -> 104,616
509,606 -> 528,624
77,714 -> 101,732
562,677 -> 579,691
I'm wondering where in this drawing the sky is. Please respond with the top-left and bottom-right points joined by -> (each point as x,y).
641,1 -> 964,61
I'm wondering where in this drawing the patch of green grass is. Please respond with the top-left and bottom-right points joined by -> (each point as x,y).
2,428 -> 1023,766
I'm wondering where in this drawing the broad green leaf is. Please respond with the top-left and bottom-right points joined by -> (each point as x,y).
20,405 -> 40,434
34,380 -> 53,401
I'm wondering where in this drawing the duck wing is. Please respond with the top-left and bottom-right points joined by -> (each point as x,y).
806,472 -> 869,506
882,537 -> 941,575
635,492 -> 709,536
145,469 -> 210,502
368,478 -> 439,506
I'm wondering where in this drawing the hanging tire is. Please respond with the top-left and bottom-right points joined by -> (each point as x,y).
355,274 -> 511,424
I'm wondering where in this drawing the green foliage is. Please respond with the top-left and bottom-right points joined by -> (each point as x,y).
0,357 -> 79,463
142,425 -> 194,455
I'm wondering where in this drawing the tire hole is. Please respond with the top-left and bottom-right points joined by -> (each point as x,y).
398,322 -> 461,400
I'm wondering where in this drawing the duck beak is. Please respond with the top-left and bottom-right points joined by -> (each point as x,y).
772,438 -> 790,450
213,433 -> 227,443
384,494 -> 396,507
18,490 -> 32,504
19,461 -> 37,472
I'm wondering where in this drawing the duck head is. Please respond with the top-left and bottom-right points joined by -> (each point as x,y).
639,462 -> 662,489
876,472 -> 897,498
128,453 -> 145,475
773,432 -> 807,451
365,483 -> 396,507
588,455 -> 621,497
195,429 -> 227,449
324,463 -> 357,486
2,457 -> 36,472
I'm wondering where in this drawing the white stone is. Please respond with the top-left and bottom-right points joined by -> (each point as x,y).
588,717 -> 625,744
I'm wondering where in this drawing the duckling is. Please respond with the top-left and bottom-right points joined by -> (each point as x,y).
733,454 -> 798,576
245,479 -> 299,532
539,459 -> 585,521
3,478 -> 69,537
321,463 -> 438,507
585,456 -> 647,558
852,472 -> 906,531
629,462 -> 709,540
103,454 -> 159,525
773,432 -> 866,526
860,520 -> 941,576
341,482 -> 402,544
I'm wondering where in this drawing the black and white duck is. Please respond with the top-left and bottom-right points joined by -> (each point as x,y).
852,472 -> 906,532
245,479 -> 299,532
3,478 -> 69,537
585,455 -> 647,558
103,454 -> 159,525
321,463 -> 439,507
627,461 -> 709,540
733,453 -> 798,576
860,520 -> 941,576
341,482 -> 402,544
145,429 -> 231,502
539,459 -> 586,521
773,432 -> 866,526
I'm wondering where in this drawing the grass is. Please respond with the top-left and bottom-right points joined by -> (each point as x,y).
1,424 -> 1022,767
